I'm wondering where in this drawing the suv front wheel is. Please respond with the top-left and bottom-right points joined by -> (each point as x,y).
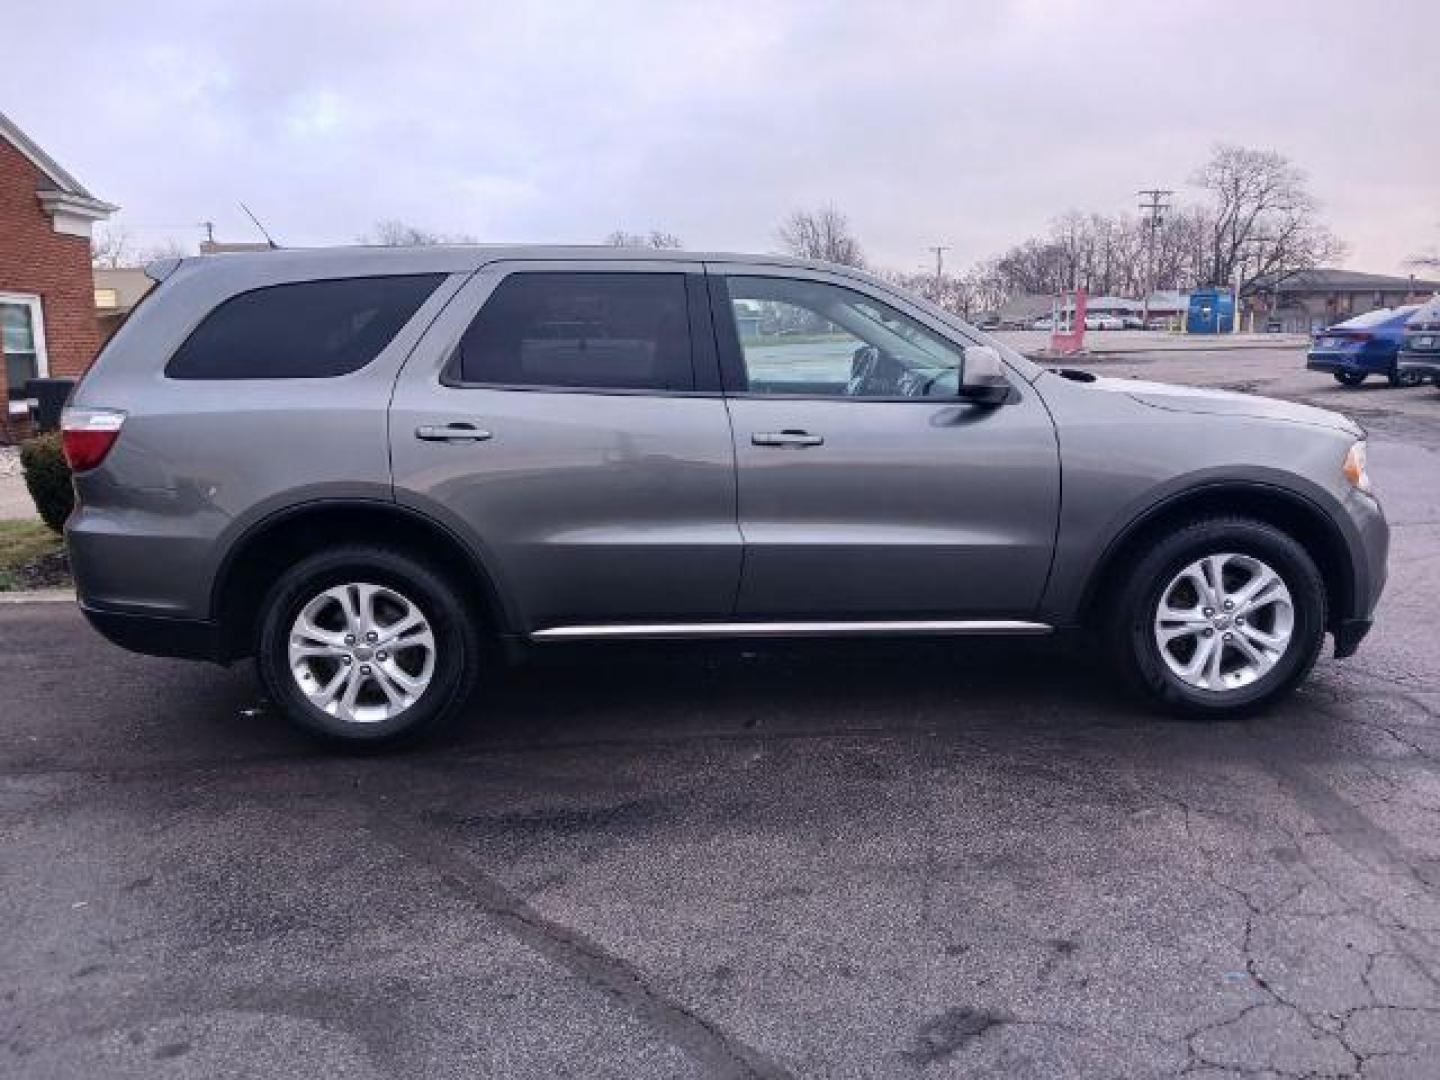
256,546 -> 482,745
1107,517 -> 1327,715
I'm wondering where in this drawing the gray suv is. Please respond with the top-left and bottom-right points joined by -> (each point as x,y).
62,247 -> 1388,744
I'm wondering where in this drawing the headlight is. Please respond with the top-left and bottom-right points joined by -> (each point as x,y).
1342,440 -> 1371,494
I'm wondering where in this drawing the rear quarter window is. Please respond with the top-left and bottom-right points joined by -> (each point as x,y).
452,272 -> 695,391
165,274 -> 444,380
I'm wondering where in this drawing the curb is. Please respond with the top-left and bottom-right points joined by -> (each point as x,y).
1092,343 -> 1304,355
0,588 -> 75,604
1025,342 -> 1305,360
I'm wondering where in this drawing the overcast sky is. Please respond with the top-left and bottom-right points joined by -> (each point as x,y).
5,0 -> 1437,275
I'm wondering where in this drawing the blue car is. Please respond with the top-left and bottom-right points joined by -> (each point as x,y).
1306,305 -> 1423,387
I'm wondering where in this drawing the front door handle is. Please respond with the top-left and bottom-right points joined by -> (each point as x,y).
752,430 -> 824,447
416,423 -> 493,443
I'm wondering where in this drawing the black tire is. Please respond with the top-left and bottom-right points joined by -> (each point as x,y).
1389,368 -> 1424,388
1105,517 -> 1326,717
1333,371 -> 1366,387
256,545 -> 483,746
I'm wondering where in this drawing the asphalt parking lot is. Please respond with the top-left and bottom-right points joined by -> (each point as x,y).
3,343 -> 1439,1079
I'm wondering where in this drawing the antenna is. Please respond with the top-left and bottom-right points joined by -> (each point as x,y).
238,202 -> 280,249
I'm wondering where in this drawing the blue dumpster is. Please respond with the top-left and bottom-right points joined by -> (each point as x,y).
1186,288 -> 1235,334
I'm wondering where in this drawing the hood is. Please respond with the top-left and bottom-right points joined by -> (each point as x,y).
1050,371 -> 1364,437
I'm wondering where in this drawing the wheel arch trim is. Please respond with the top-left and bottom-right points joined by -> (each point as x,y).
209,497 -> 516,655
1070,478 -> 1361,629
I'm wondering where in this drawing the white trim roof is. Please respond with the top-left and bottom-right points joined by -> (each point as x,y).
0,109 -> 115,213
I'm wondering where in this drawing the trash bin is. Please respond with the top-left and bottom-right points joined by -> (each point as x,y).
24,378 -> 76,433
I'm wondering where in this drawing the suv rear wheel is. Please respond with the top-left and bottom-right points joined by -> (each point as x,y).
1106,517 -> 1326,715
256,546 -> 482,745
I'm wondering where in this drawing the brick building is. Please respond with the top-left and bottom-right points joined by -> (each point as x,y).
1,111 -> 115,441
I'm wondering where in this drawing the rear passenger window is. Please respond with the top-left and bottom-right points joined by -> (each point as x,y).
454,273 -> 694,391
166,274 -> 444,379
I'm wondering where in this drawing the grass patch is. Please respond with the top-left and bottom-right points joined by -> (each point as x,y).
0,520 -> 65,592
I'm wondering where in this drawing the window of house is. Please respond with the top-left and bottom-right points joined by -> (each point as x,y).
1,295 -> 47,398
95,288 -> 119,309
454,273 -> 694,391
165,274 -> 445,380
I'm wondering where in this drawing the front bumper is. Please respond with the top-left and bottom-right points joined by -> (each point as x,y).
1333,618 -> 1372,659
1337,485 -> 1389,651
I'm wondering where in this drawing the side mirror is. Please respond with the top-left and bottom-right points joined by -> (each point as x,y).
958,345 -> 1010,405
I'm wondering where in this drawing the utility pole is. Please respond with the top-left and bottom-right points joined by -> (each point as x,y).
1137,189 -> 1173,328
927,245 -> 949,305
199,220 -> 216,245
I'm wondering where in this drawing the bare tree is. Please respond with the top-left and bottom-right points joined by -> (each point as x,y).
958,149 -> 1342,308
604,229 -> 683,249
1192,145 -> 1344,294
360,220 -> 443,246
1149,207 -> 1209,292
140,238 -> 191,262
775,206 -> 864,268
360,220 -> 478,246
91,226 -> 136,268
1405,222 -> 1440,272
93,228 -> 194,267
881,268 -> 980,318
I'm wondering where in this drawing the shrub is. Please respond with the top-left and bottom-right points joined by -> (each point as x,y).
20,433 -> 74,533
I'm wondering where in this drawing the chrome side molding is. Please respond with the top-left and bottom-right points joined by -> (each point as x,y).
530,620 -> 1052,641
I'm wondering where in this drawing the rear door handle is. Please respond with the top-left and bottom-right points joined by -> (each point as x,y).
415,423 -> 493,443
752,430 -> 824,447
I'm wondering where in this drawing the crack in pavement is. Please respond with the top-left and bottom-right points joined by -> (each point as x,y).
365,807 -> 792,1080
1247,728 -> 1438,897
1152,781 -> 1440,1078
1162,799 -> 1359,1076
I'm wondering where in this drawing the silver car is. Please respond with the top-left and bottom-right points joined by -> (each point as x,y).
62,247 -> 1388,745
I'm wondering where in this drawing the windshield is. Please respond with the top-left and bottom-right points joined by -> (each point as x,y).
1335,306 -> 1417,330
1407,299 -> 1440,326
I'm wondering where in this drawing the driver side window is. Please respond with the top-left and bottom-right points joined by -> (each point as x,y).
724,276 -> 964,398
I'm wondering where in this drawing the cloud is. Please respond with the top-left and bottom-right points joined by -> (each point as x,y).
4,0 -> 1436,272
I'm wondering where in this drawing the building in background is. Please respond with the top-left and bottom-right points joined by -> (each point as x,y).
93,266 -> 154,343
1250,268 -> 1440,333
0,110 -> 115,441
1084,296 -> 1144,319
199,239 -> 271,255
996,293 -> 1053,328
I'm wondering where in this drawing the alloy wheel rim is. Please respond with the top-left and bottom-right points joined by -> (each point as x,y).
287,582 -> 436,724
1153,553 -> 1294,693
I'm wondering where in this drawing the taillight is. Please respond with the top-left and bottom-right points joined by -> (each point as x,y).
61,408 -> 126,471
